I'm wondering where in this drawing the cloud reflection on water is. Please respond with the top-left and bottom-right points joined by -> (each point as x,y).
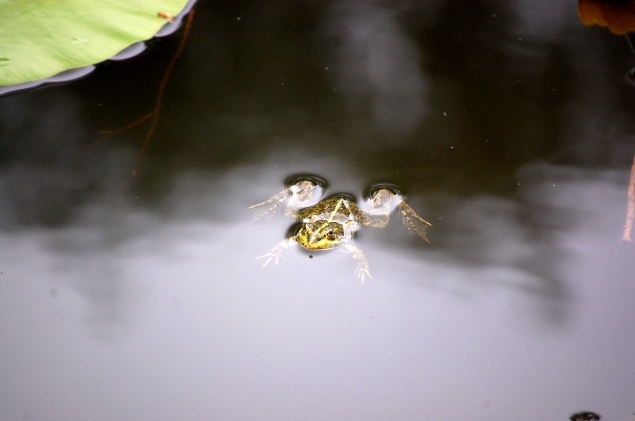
1,0 -> 635,419
0,157 -> 633,420
323,2 -> 428,137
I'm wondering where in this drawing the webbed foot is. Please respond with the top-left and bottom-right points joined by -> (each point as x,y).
344,244 -> 372,283
248,189 -> 289,223
398,201 -> 433,243
255,238 -> 294,267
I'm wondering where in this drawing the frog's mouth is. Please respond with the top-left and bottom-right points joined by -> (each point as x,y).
296,221 -> 344,250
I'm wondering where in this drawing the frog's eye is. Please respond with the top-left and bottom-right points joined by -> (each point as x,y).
325,229 -> 336,240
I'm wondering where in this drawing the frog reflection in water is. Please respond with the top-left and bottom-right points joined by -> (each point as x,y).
248,179 -> 432,281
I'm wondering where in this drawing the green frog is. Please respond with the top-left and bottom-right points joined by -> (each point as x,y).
248,177 -> 432,281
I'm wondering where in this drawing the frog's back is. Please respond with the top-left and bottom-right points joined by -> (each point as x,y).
297,197 -> 354,222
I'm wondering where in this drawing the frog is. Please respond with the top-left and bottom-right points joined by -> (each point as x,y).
248,177 -> 432,282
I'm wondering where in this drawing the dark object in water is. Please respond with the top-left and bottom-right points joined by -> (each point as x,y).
570,411 -> 601,421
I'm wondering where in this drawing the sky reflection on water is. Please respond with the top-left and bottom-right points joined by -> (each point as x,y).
1,1 -> 634,420
1,158 -> 633,421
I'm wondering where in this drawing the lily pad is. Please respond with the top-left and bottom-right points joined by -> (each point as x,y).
0,0 -> 189,86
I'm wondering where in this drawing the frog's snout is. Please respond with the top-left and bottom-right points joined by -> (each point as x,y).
308,231 -> 325,244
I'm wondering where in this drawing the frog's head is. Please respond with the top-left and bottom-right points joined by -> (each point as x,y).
296,220 -> 346,250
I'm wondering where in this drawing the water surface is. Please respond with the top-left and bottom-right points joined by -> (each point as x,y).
1,1 -> 634,420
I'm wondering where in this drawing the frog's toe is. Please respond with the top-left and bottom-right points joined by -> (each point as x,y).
255,253 -> 271,266
255,252 -> 286,267
398,202 -> 433,242
354,266 -> 372,283
248,203 -> 283,223
255,238 -> 293,268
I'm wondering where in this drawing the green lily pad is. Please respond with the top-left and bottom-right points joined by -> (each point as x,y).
0,0 -> 189,86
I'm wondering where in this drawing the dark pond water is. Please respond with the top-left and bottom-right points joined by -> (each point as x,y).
1,1 -> 634,420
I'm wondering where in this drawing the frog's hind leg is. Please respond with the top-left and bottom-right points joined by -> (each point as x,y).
248,180 -> 318,222
398,201 -> 433,243
361,213 -> 390,228
248,189 -> 290,223
343,244 -> 372,283
357,188 -> 401,228
349,202 -> 390,228
256,237 -> 295,267
284,180 -> 318,217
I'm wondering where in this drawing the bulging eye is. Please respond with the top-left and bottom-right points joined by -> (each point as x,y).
326,229 -> 336,240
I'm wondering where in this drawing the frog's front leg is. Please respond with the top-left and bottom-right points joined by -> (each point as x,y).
343,244 -> 372,283
398,201 -> 433,243
256,237 -> 296,267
